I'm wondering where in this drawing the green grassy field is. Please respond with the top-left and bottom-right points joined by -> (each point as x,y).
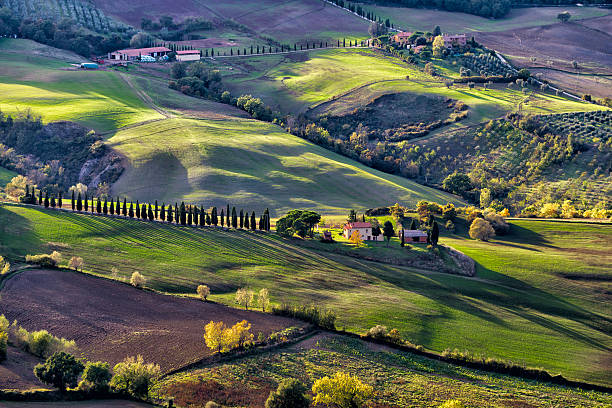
1,204 -> 610,386
0,167 -> 17,188
219,48 -> 604,121
367,5 -> 611,33
156,335 -> 612,408
0,39 -> 162,133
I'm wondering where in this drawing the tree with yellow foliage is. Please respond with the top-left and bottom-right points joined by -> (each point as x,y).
0,256 -> 10,275
236,288 -> 254,310
197,284 -> 210,301
469,218 -> 495,241
258,288 -> 270,312
203,321 -> 228,353
229,320 -> 253,348
433,35 -> 445,58
312,372 -> 373,408
348,230 -> 363,247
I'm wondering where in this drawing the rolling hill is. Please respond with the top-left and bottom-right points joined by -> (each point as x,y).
1,203 -> 611,386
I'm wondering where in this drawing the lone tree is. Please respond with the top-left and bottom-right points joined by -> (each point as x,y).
258,288 -> 270,312
312,372 -> 373,408
383,221 -> 395,247
197,284 -> 210,301
469,218 -> 495,241
34,352 -> 84,393
235,288 -> 254,310
431,221 -> 439,246
265,378 -> 310,408
557,11 -> 571,23
349,230 -> 363,247
68,256 -> 84,272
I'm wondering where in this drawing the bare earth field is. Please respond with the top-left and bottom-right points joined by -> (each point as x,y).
0,269 -> 302,379
0,346 -> 44,391
476,18 -> 612,75
0,401 -> 154,407
530,68 -> 612,99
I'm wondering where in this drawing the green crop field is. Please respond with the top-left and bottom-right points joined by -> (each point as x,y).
0,39 -> 162,133
367,5 -> 611,33
1,204 -> 610,386
0,167 -> 18,188
219,48 -> 604,121
107,116 -> 461,215
155,335 -> 612,407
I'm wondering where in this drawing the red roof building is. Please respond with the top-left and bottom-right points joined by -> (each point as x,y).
108,47 -> 172,61
392,31 -> 413,46
343,222 -> 382,241
176,49 -> 201,62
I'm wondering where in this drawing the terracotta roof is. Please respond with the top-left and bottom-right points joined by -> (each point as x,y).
112,47 -> 171,57
344,222 -> 371,229
402,230 -> 428,237
394,31 -> 412,38
176,50 -> 201,55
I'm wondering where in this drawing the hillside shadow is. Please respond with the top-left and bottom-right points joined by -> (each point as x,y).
0,205 -> 45,258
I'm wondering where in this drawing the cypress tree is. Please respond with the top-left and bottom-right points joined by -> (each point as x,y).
244,212 -> 249,229
211,207 -> 218,226
58,192 -> 63,209
431,221 -> 439,246
50,195 -> 56,208
226,204 -> 230,227
135,200 -> 140,218
148,204 -> 154,221
141,204 -> 147,220
193,206 -> 198,226
109,198 -> 115,215
97,198 -> 102,213
231,207 -> 237,228
71,191 -> 75,210
25,184 -> 29,197
44,191 -> 50,208
220,209 -> 225,227
123,198 -> 127,216
187,206 -> 193,226
155,200 -> 158,219
206,212 -> 211,226
128,202 -> 134,218
160,203 -> 166,221
401,229 -> 405,247
39,190 -> 43,205
250,211 -> 256,230
180,202 -> 186,225
240,209 -> 244,228
103,199 -> 108,215
410,219 -> 417,230
264,208 -> 270,231
167,204 -> 173,223
200,206 -> 205,227
174,203 -> 179,224
84,193 -> 88,211
259,215 -> 263,230
77,193 -> 82,211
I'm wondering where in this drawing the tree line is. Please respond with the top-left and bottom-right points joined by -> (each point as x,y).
19,186 -> 272,232
201,38 -> 365,59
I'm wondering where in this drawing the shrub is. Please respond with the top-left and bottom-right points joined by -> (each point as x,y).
13,327 -> 76,358
68,256 -> 84,271
25,251 -> 62,268
312,372 -> 374,408
110,355 -> 160,399
34,352 -> 84,393
272,304 -> 336,330
197,284 -> 210,301
0,256 -> 10,275
469,218 -> 495,241
0,315 -> 8,362
439,400 -> 466,408
130,272 -> 146,288
366,325 -> 388,340
265,378 -> 309,408
79,361 -> 112,393
485,213 -> 509,235
205,402 -> 220,408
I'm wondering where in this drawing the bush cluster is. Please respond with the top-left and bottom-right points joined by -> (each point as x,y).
272,304 -> 336,330
25,251 -> 62,268
203,320 -> 254,353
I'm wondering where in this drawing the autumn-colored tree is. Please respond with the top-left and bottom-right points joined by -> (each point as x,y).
312,372 -> 373,408
469,218 -> 495,241
203,321 -> 227,353
235,288 -> 254,310
197,284 -> 210,301
68,256 -> 84,271
348,230 -> 363,247
258,288 -> 270,312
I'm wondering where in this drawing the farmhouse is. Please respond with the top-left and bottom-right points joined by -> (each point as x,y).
400,229 -> 428,243
108,46 -> 172,61
442,34 -> 467,47
343,222 -> 382,241
176,49 -> 202,62
392,31 -> 413,46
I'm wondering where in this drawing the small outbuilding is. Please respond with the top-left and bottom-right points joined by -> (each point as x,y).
399,229 -> 428,243
80,63 -> 98,70
176,49 -> 201,62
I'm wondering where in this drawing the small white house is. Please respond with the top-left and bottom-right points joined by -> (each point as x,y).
343,222 -> 382,241
176,50 -> 201,62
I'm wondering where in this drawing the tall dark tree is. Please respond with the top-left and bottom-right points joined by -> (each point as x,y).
174,203 -> 179,224
160,203 -> 166,221
240,209 -> 244,228
103,199 -> 108,215
116,197 -> 120,215
167,204 -> 173,223
206,212 -> 211,226
193,206 -> 198,226
431,221 -> 439,246
401,229 -> 405,247
97,198 -> 102,214
154,200 -> 159,219
231,207 -> 237,228
244,212 -> 250,229
109,198 -> 115,215
71,191 -> 75,210
180,202 -> 186,225
220,209 -> 225,227
135,200 -> 141,218
50,195 -> 56,208
128,202 -> 134,218
148,204 -> 154,221
187,206 -> 193,226
410,218 -> 417,230
383,220 -> 395,247
200,206 -> 205,227
123,198 -> 127,216
84,193 -> 88,211
58,192 -> 63,209
39,190 -> 43,205
211,207 -> 218,226
264,208 -> 271,231
141,204 -> 147,220
226,204 -> 230,227
76,193 -> 82,211
250,211 -> 256,231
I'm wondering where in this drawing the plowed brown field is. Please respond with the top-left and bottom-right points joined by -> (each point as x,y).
0,269 -> 302,377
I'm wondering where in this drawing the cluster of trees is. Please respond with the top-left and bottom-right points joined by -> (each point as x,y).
275,210 -> 321,238
141,15 -> 212,41
0,6 -> 133,56
328,0 -> 394,28
203,320 -> 254,353
169,61 -> 223,99
353,0 -> 511,18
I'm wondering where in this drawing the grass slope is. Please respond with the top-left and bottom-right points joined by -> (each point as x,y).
0,167 -> 17,188
156,335 -> 612,408
1,204 -> 610,386
0,39 -> 162,133
368,5 -> 611,33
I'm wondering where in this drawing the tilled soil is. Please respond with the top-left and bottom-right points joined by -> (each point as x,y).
0,269 -> 301,377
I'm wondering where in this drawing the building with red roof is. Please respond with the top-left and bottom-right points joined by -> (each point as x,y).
343,222 -> 381,241
108,47 -> 172,61
391,31 -> 413,46
176,49 -> 201,62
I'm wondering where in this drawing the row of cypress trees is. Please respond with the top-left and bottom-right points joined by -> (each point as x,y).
23,186 -> 271,232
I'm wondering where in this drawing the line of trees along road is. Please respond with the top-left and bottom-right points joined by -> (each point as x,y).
18,186 -> 271,231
